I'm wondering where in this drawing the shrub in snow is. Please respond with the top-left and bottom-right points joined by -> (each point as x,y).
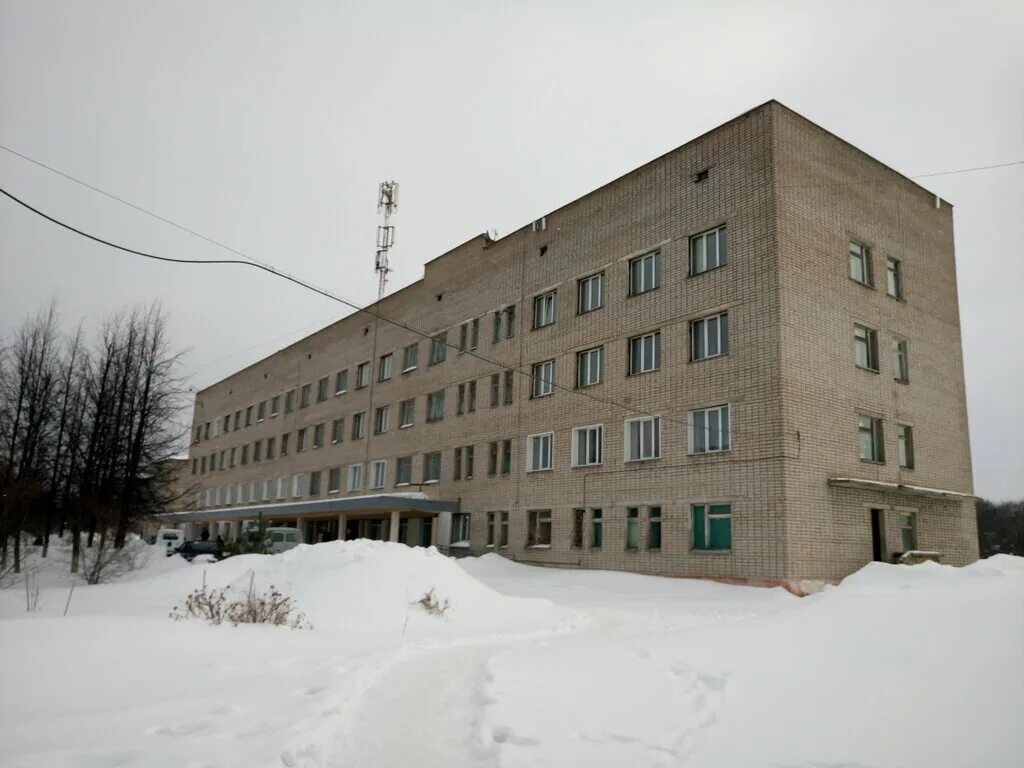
416,587 -> 450,618
170,581 -> 312,630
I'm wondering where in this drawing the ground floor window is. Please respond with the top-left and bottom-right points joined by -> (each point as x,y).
626,507 -> 640,550
420,517 -> 433,546
499,512 -> 509,548
366,518 -> 384,540
692,503 -> 731,550
572,508 -> 585,549
527,509 -> 552,547
487,512 -> 496,547
899,511 -> 916,552
648,506 -> 662,550
591,509 -> 603,548
451,513 -> 470,546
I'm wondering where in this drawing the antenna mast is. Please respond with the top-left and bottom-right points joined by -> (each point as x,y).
375,180 -> 398,299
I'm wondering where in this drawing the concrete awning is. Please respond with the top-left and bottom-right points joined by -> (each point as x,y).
159,492 -> 460,523
828,477 -> 975,500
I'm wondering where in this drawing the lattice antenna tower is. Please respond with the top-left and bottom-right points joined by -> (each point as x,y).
375,181 -> 398,299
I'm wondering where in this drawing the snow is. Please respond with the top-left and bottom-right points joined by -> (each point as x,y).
1,542 -> 1021,768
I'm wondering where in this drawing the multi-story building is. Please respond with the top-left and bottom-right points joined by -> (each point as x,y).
176,100 -> 978,582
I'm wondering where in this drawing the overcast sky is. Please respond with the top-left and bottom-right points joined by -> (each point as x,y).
1,0 -> 1022,499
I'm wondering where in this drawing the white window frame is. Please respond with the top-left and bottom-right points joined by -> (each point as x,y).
291,473 -> 305,498
374,405 -> 390,434
370,459 -> 387,490
625,415 -> 661,461
451,513 -> 471,546
893,338 -> 909,382
277,476 -> 288,500
527,509 -> 552,547
691,312 -> 729,361
427,390 -> 444,422
527,431 -> 554,472
399,398 -> 415,428
352,411 -> 366,439
858,415 -> 885,463
849,241 -> 873,286
532,290 -> 557,329
355,362 -> 370,389
854,324 -> 879,371
378,353 -> 393,382
897,423 -> 914,469
628,250 -> 661,295
571,424 -> 603,467
327,468 -> 341,494
576,346 -> 603,387
628,331 -> 661,375
886,257 -> 903,298
402,343 -> 418,372
347,464 -> 364,492
531,359 -> 555,398
577,272 -> 603,314
689,404 -> 731,454
423,452 -> 441,483
334,370 -> 348,395
395,456 -> 413,485
689,225 -> 727,275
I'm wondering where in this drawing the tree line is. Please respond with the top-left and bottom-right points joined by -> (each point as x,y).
0,300 -> 187,575
976,498 -> 1024,558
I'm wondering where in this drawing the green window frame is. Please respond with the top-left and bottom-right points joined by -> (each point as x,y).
692,503 -> 732,551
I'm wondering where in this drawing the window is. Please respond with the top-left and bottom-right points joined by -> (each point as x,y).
451,513 -> 470,545
266,436 -> 276,459
854,325 -> 879,371
504,370 -> 514,404
245,406 -> 254,427
626,508 -> 639,550
893,339 -> 909,382
531,360 -> 555,398
886,257 -> 903,298
355,362 -> 370,389
331,418 -> 344,444
576,346 -> 603,387
423,452 -> 441,483
317,376 -> 329,402
527,432 -> 554,471
689,225 -> 727,275
501,439 -> 512,475
648,506 -> 662,550
457,381 -> 477,414
257,401 -> 266,421
299,384 -> 311,408
490,373 -> 500,408
285,389 -> 296,413
199,456 -> 206,474
374,406 -> 390,434
532,216 -> 547,232
577,273 -> 604,314
898,424 -> 915,469
280,433 -> 291,456
291,473 -> 306,498
402,343 -> 418,372
378,353 -> 392,382
527,509 -> 552,547
309,471 -> 322,497
454,447 -> 462,480
464,445 -> 474,480
691,313 -> 729,361
488,441 -> 499,476
327,468 -> 341,493
690,405 -> 730,454
899,512 -> 916,552
572,509 -> 585,549
858,415 -> 885,462
277,476 -> 288,500
204,421 -> 211,439
692,504 -> 731,550
296,427 -> 307,452
427,390 -> 445,422
347,464 -> 363,492
628,331 -> 661,374
487,512 -> 497,547
499,512 -> 509,547
399,398 -> 415,428
234,410 -> 242,430
430,332 -> 447,365
241,444 -> 249,465
253,440 -> 262,462
459,319 -> 480,352
263,479 -> 273,501
352,411 -> 366,440
492,305 -> 516,342
628,250 -> 661,296
370,459 -> 387,489
849,241 -> 873,286
532,290 -> 557,329
626,415 -> 662,461
396,456 -> 412,485
191,458 -> 197,475
572,424 -> 603,467
223,414 -> 231,433
335,370 -> 348,395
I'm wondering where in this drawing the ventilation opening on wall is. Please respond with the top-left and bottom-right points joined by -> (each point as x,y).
539,245 -> 548,257
693,168 -> 710,183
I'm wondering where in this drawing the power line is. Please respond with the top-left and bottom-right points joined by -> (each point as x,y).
0,183 -> 690,428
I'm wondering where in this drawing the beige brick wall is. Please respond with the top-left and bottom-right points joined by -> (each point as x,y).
185,101 -> 977,582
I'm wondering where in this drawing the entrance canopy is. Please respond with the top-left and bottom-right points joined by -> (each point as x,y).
160,491 -> 459,524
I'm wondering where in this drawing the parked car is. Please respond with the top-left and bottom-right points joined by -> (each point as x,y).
263,527 -> 301,555
174,540 -> 222,562
156,528 -> 185,556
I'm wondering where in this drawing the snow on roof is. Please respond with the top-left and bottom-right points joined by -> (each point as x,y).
828,477 -> 974,499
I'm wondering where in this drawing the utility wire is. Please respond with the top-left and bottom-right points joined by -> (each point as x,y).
0,183 -> 691,428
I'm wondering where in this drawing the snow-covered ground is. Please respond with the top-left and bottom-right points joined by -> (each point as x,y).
1,540 -> 1021,768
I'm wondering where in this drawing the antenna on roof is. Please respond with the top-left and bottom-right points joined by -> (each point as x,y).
375,180 -> 398,299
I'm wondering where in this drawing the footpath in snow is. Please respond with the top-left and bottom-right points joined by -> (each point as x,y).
1,539 -> 1021,768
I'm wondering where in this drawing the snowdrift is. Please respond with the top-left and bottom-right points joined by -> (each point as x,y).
184,540 -> 561,636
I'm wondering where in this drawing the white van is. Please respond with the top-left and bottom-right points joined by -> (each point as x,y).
156,528 -> 185,556
263,527 -> 301,555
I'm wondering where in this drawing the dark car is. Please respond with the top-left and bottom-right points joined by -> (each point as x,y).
174,540 -> 222,562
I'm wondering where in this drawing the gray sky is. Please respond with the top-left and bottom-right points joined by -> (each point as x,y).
1,0 -> 1022,499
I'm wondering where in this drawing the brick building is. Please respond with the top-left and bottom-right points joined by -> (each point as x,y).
176,100 -> 978,581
